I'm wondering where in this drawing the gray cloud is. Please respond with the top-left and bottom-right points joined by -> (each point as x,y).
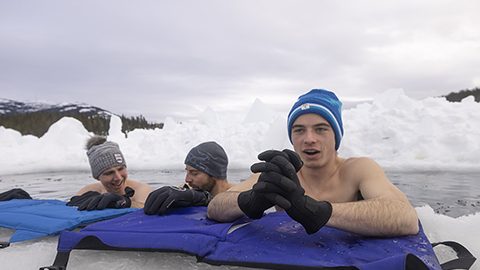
1,1 -> 479,121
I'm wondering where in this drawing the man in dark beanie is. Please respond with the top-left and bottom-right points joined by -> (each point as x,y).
67,136 -> 152,211
208,89 -> 419,237
144,141 -> 232,215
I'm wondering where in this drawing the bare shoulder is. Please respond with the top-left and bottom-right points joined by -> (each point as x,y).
126,179 -> 152,192
342,157 -> 382,172
342,157 -> 407,200
76,182 -> 103,195
341,157 -> 386,182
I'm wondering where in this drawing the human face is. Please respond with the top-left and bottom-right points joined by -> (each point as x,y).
291,113 -> 337,168
184,165 -> 216,191
97,165 -> 128,194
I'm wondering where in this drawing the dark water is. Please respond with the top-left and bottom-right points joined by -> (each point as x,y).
1,169 -> 479,217
389,170 -> 480,217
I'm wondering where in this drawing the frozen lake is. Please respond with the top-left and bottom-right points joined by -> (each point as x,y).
0,169 -> 479,270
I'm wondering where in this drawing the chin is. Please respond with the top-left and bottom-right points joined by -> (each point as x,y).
303,159 -> 325,169
301,154 -> 320,162
110,185 -> 123,193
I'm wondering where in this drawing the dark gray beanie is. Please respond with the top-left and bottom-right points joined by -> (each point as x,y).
184,141 -> 228,179
87,141 -> 126,179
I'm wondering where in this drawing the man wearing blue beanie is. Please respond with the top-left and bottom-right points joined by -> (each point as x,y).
287,89 -> 344,150
208,89 -> 419,237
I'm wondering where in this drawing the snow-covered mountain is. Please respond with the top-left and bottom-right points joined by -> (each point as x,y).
0,98 -> 112,117
0,99 -> 162,137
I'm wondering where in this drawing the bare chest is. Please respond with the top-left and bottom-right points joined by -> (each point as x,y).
300,175 -> 361,203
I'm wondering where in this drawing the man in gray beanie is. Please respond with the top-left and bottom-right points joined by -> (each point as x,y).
144,141 -> 232,215
67,136 -> 152,210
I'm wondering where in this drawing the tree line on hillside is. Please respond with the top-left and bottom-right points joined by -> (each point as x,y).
1,87 -> 478,138
0,111 -> 163,138
120,114 -> 164,137
443,87 -> 480,102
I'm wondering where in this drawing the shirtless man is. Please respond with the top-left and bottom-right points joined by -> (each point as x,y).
208,89 -> 419,237
144,141 -> 232,215
67,136 -> 151,210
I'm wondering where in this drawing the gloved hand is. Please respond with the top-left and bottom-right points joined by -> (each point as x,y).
238,149 -> 302,219
253,150 -> 332,234
253,149 -> 303,172
66,191 -> 101,206
75,187 -> 135,211
237,188 -> 274,219
0,188 -> 32,201
144,186 -> 212,215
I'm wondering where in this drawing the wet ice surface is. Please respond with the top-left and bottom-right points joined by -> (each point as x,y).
1,169 -> 479,270
2,169 -> 479,217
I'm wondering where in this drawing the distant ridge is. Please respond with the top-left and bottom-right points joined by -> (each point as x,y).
443,87 -> 480,102
0,99 -> 163,137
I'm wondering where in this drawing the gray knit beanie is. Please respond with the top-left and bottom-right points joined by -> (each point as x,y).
86,137 -> 127,179
184,141 -> 228,179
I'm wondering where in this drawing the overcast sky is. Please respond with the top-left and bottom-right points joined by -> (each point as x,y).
1,1 -> 479,121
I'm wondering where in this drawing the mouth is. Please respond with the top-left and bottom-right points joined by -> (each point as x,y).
111,178 -> 125,189
303,149 -> 320,157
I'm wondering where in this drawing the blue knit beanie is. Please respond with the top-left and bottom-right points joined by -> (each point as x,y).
287,89 -> 344,150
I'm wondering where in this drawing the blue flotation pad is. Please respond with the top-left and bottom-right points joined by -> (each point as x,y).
49,207 -> 442,270
0,199 -> 137,243
207,211 -> 441,270
57,207 -> 233,256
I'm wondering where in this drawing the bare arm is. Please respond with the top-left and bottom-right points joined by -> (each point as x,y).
207,174 -> 259,222
327,158 -> 419,236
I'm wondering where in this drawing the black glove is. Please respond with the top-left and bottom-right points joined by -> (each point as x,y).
253,151 -> 332,234
144,186 -> 212,215
254,149 -> 303,172
0,188 -> 32,201
75,187 -> 135,211
66,191 -> 101,206
238,149 -> 302,219
237,189 -> 272,219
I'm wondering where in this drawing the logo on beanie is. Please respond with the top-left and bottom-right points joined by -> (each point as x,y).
300,104 -> 310,110
114,153 -> 123,163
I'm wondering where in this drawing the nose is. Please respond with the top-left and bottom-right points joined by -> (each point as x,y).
303,129 -> 317,144
113,170 -> 122,180
185,174 -> 192,184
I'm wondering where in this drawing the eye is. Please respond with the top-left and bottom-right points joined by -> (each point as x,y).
187,171 -> 199,177
103,171 -> 114,176
292,127 -> 304,134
